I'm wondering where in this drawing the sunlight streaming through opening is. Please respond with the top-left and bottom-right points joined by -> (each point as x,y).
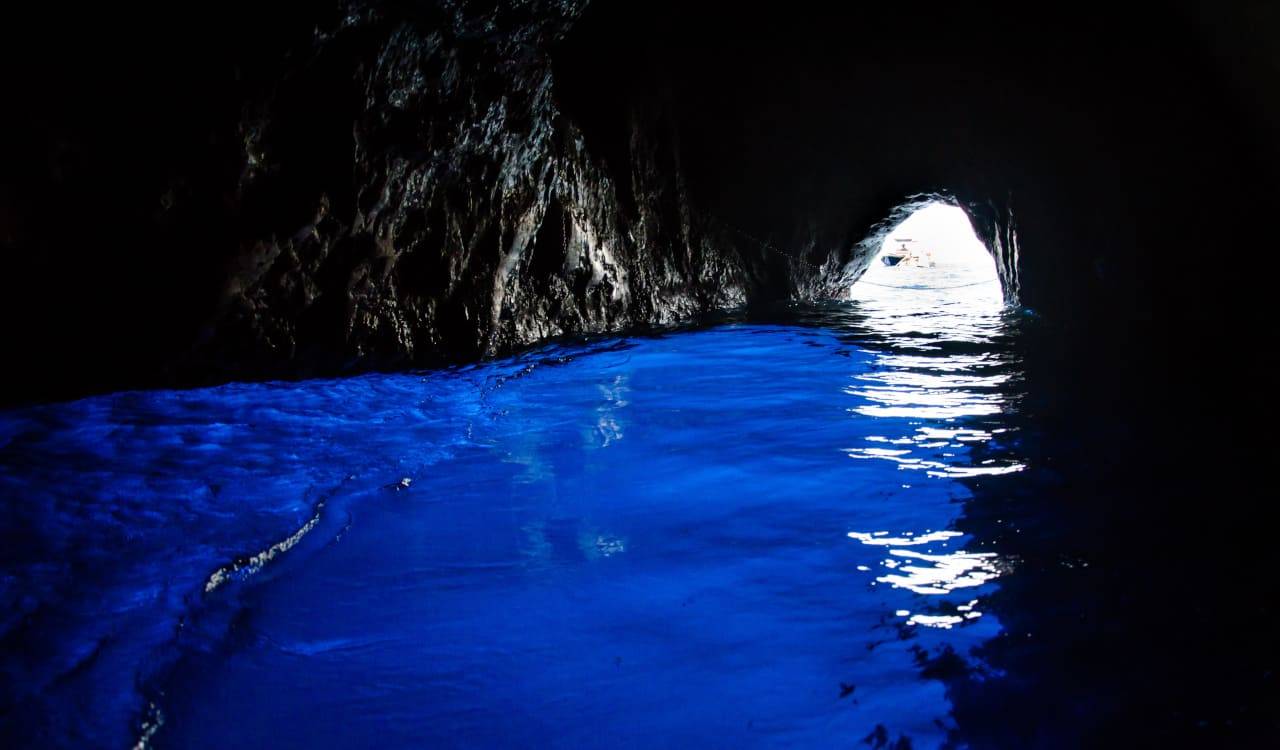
853,202 -> 1003,309
844,201 -> 1021,630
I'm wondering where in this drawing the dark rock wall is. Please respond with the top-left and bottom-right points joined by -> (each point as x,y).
1,2 -> 330,400
1,0 -> 1276,403
205,1 -> 756,380
1,0 -> 764,402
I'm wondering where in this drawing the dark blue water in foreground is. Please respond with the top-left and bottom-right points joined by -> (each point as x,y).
2,282 -> 1033,747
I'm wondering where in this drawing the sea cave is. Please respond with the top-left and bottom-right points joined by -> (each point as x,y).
1,2 -> 1277,747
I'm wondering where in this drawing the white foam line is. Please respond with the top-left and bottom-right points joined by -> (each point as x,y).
131,701 -> 164,750
204,503 -> 325,594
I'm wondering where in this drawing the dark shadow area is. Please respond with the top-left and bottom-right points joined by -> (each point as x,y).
777,301 -> 1278,747
555,22 -> 1280,741
0,1 -> 344,401
555,0 -> 1277,407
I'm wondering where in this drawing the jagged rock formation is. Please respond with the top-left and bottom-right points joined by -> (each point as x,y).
202,0 -> 1035,375
205,1 -> 760,378
0,0 -> 1274,403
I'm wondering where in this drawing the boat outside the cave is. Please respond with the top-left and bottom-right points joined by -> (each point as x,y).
880,239 -> 934,267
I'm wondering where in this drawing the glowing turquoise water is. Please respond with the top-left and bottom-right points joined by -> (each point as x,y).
1,283 -> 1027,747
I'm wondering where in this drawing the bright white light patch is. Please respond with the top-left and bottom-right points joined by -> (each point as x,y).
878,203 -> 994,270
847,529 -> 963,546
877,548 -> 1003,596
853,202 -> 1003,308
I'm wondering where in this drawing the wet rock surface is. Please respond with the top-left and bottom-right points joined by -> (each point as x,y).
1,1 -> 773,401
0,0 -> 1275,407
204,1 -> 760,379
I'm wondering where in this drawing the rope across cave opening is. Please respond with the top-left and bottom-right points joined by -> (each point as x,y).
852,202 -> 1005,306
855,278 -> 1000,290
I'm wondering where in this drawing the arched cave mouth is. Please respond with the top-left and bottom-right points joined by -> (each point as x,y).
851,200 -> 1005,311
841,196 -> 1011,315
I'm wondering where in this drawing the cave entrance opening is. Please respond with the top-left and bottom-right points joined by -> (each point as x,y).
851,202 -> 1004,310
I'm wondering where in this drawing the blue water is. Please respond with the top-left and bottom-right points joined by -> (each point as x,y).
1,283 -> 1028,747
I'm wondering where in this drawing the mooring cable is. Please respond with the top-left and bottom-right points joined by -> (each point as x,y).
727,225 -> 824,270
854,278 -> 1000,290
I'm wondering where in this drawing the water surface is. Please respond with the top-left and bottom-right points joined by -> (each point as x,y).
1,279 -> 1028,747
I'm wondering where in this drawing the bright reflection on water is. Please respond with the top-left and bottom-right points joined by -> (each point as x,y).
841,206 -> 1020,651
0,261 -> 1024,746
